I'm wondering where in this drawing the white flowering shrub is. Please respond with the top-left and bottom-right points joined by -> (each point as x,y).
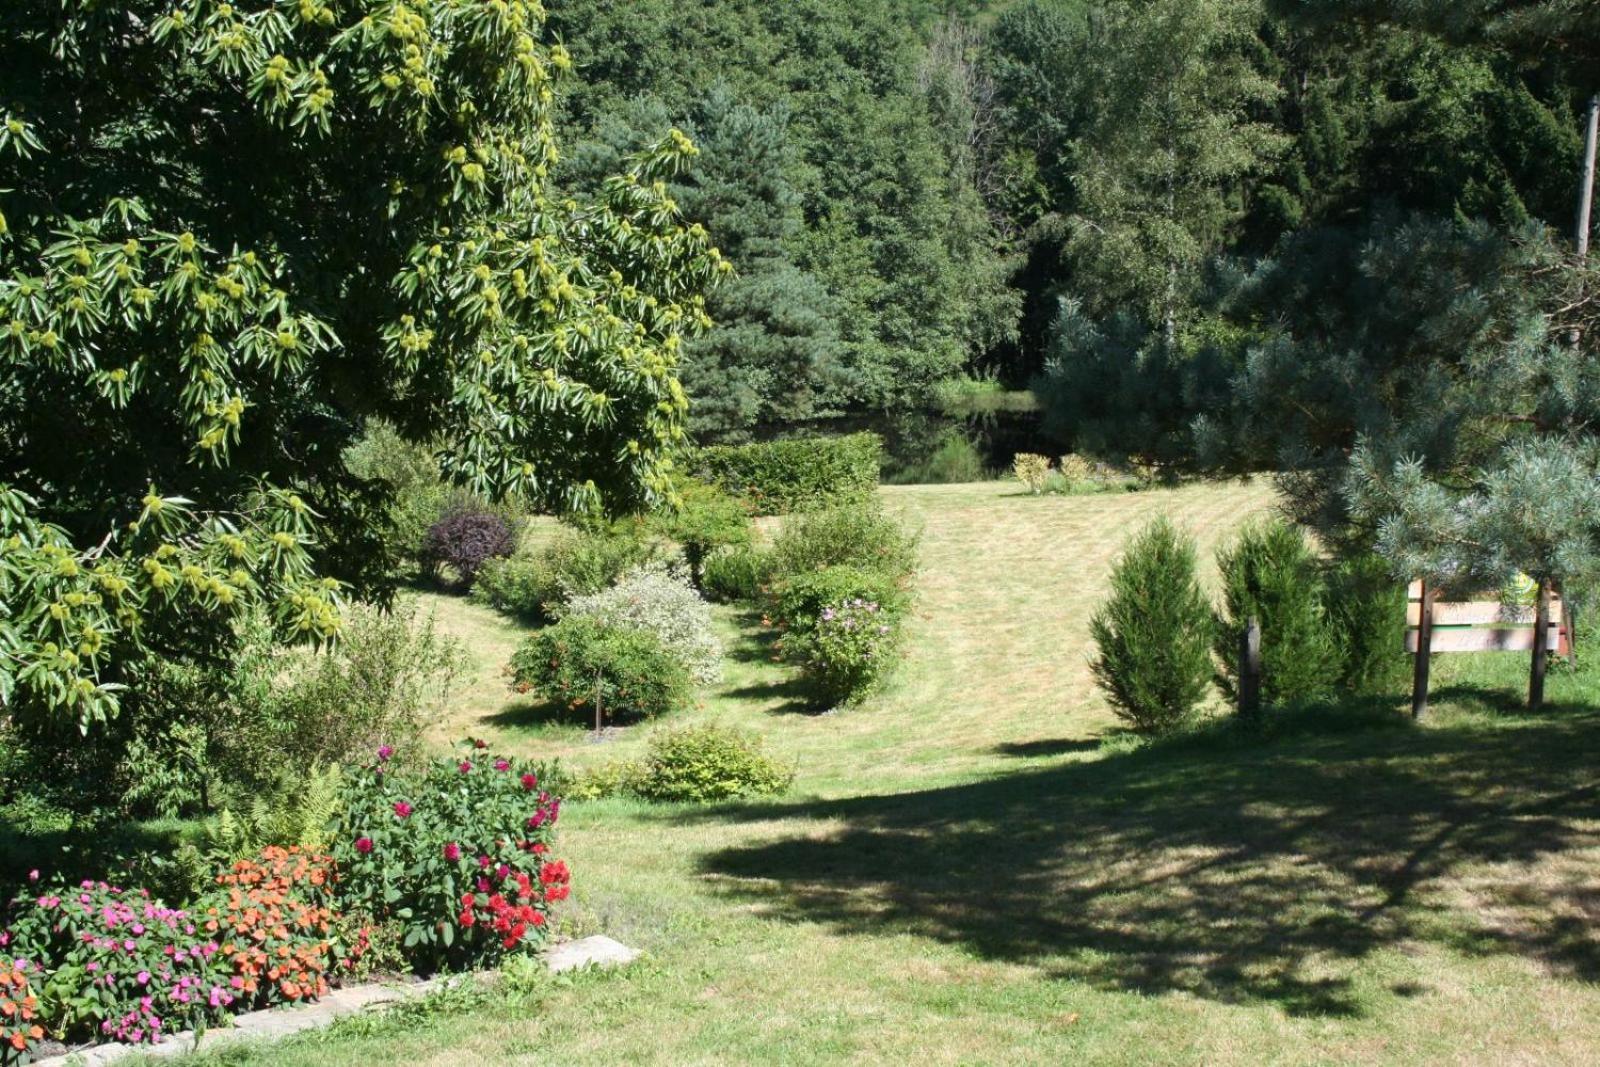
565,564 -> 723,685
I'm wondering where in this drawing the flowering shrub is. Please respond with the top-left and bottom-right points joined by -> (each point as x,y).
332,745 -> 569,972
786,597 -> 902,705
4,881 -> 235,1046
200,848 -> 341,1008
0,959 -> 44,1064
770,566 -> 908,706
510,615 -> 692,722
565,564 -> 723,684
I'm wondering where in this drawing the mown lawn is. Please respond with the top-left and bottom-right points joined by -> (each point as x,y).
176,480 -> 1600,1066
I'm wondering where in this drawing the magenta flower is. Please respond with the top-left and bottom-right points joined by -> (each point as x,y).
355,836 -> 375,854
458,760 -> 473,774
393,801 -> 413,818
377,744 -> 394,761
443,841 -> 462,861
494,758 -> 511,772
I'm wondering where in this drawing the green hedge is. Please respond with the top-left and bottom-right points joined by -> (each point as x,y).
692,433 -> 883,514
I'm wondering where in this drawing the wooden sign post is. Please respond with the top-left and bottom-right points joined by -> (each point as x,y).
1406,580 -> 1565,714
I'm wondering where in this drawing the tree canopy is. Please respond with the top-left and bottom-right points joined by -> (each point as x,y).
0,0 -> 724,727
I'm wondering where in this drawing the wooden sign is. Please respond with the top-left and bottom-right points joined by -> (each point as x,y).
1404,581 -> 1566,655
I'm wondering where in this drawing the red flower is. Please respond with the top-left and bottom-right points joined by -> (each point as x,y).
443,842 -> 461,862
458,760 -> 473,774
539,860 -> 570,885
520,773 -> 538,791
354,837 -> 374,855
461,893 -> 476,907
459,910 -> 475,927
474,738 -> 489,749
494,759 -> 511,772
392,801 -> 413,818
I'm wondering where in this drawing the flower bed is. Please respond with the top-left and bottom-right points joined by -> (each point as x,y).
0,742 -> 569,1056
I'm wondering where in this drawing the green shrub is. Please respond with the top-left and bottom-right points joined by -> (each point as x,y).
1214,519 -> 1344,708
653,478 -> 752,581
767,502 -> 919,584
344,420 -> 450,564
332,745 -> 568,973
1089,519 -> 1215,736
269,601 -> 466,771
510,615 -> 692,723
700,544 -> 772,603
565,564 -> 723,684
631,725 -> 794,803
770,565 -> 909,706
473,522 -> 663,620
1325,552 -> 1409,696
693,433 -> 883,514
563,760 -> 647,801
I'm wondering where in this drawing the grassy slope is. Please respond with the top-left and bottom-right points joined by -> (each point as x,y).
180,481 -> 1600,1066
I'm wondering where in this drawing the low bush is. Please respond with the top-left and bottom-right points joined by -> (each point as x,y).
5,880 -> 239,1046
201,848 -> 341,1008
1089,519 -> 1214,736
1214,519 -> 1342,709
269,602 -> 466,771
1325,552 -> 1409,696
565,565 -> 722,685
332,746 -> 568,973
693,433 -> 882,514
0,959 -> 45,1063
700,545 -> 771,603
1012,453 -> 1052,494
421,506 -> 518,587
653,479 -> 752,582
770,566 -> 910,706
473,522 -> 662,621
510,616 -> 692,723
631,725 -> 794,803
767,503 -> 919,585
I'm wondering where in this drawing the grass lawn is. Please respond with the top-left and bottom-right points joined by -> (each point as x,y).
176,480 -> 1600,1066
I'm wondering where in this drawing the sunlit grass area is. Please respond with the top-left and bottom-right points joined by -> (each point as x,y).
178,480 -> 1600,1066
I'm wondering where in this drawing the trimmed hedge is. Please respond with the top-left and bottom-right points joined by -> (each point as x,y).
692,433 -> 883,514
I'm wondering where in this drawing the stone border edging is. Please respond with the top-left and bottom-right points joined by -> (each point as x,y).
33,936 -> 640,1066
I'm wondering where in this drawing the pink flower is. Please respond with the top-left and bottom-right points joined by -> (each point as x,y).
458,760 -> 473,774
443,842 -> 461,861
377,745 -> 394,761
28,869 -> 39,882
137,970 -> 150,985
493,759 -> 511,772
393,801 -> 413,818
355,836 -> 375,854
520,772 -> 538,791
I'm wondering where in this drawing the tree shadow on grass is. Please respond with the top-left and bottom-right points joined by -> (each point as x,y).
993,738 -> 1101,758
720,610 -> 820,715
692,705 -> 1600,1017
484,695 -> 596,732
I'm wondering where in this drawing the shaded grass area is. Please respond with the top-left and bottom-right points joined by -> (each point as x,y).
170,480 -> 1600,1066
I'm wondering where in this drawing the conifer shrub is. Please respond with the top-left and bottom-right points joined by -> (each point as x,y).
693,433 -> 883,514
1325,552 -> 1409,696
1214,519 -> 1344,708
1089,519 -> 1214,735
510,616 -> 691,722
